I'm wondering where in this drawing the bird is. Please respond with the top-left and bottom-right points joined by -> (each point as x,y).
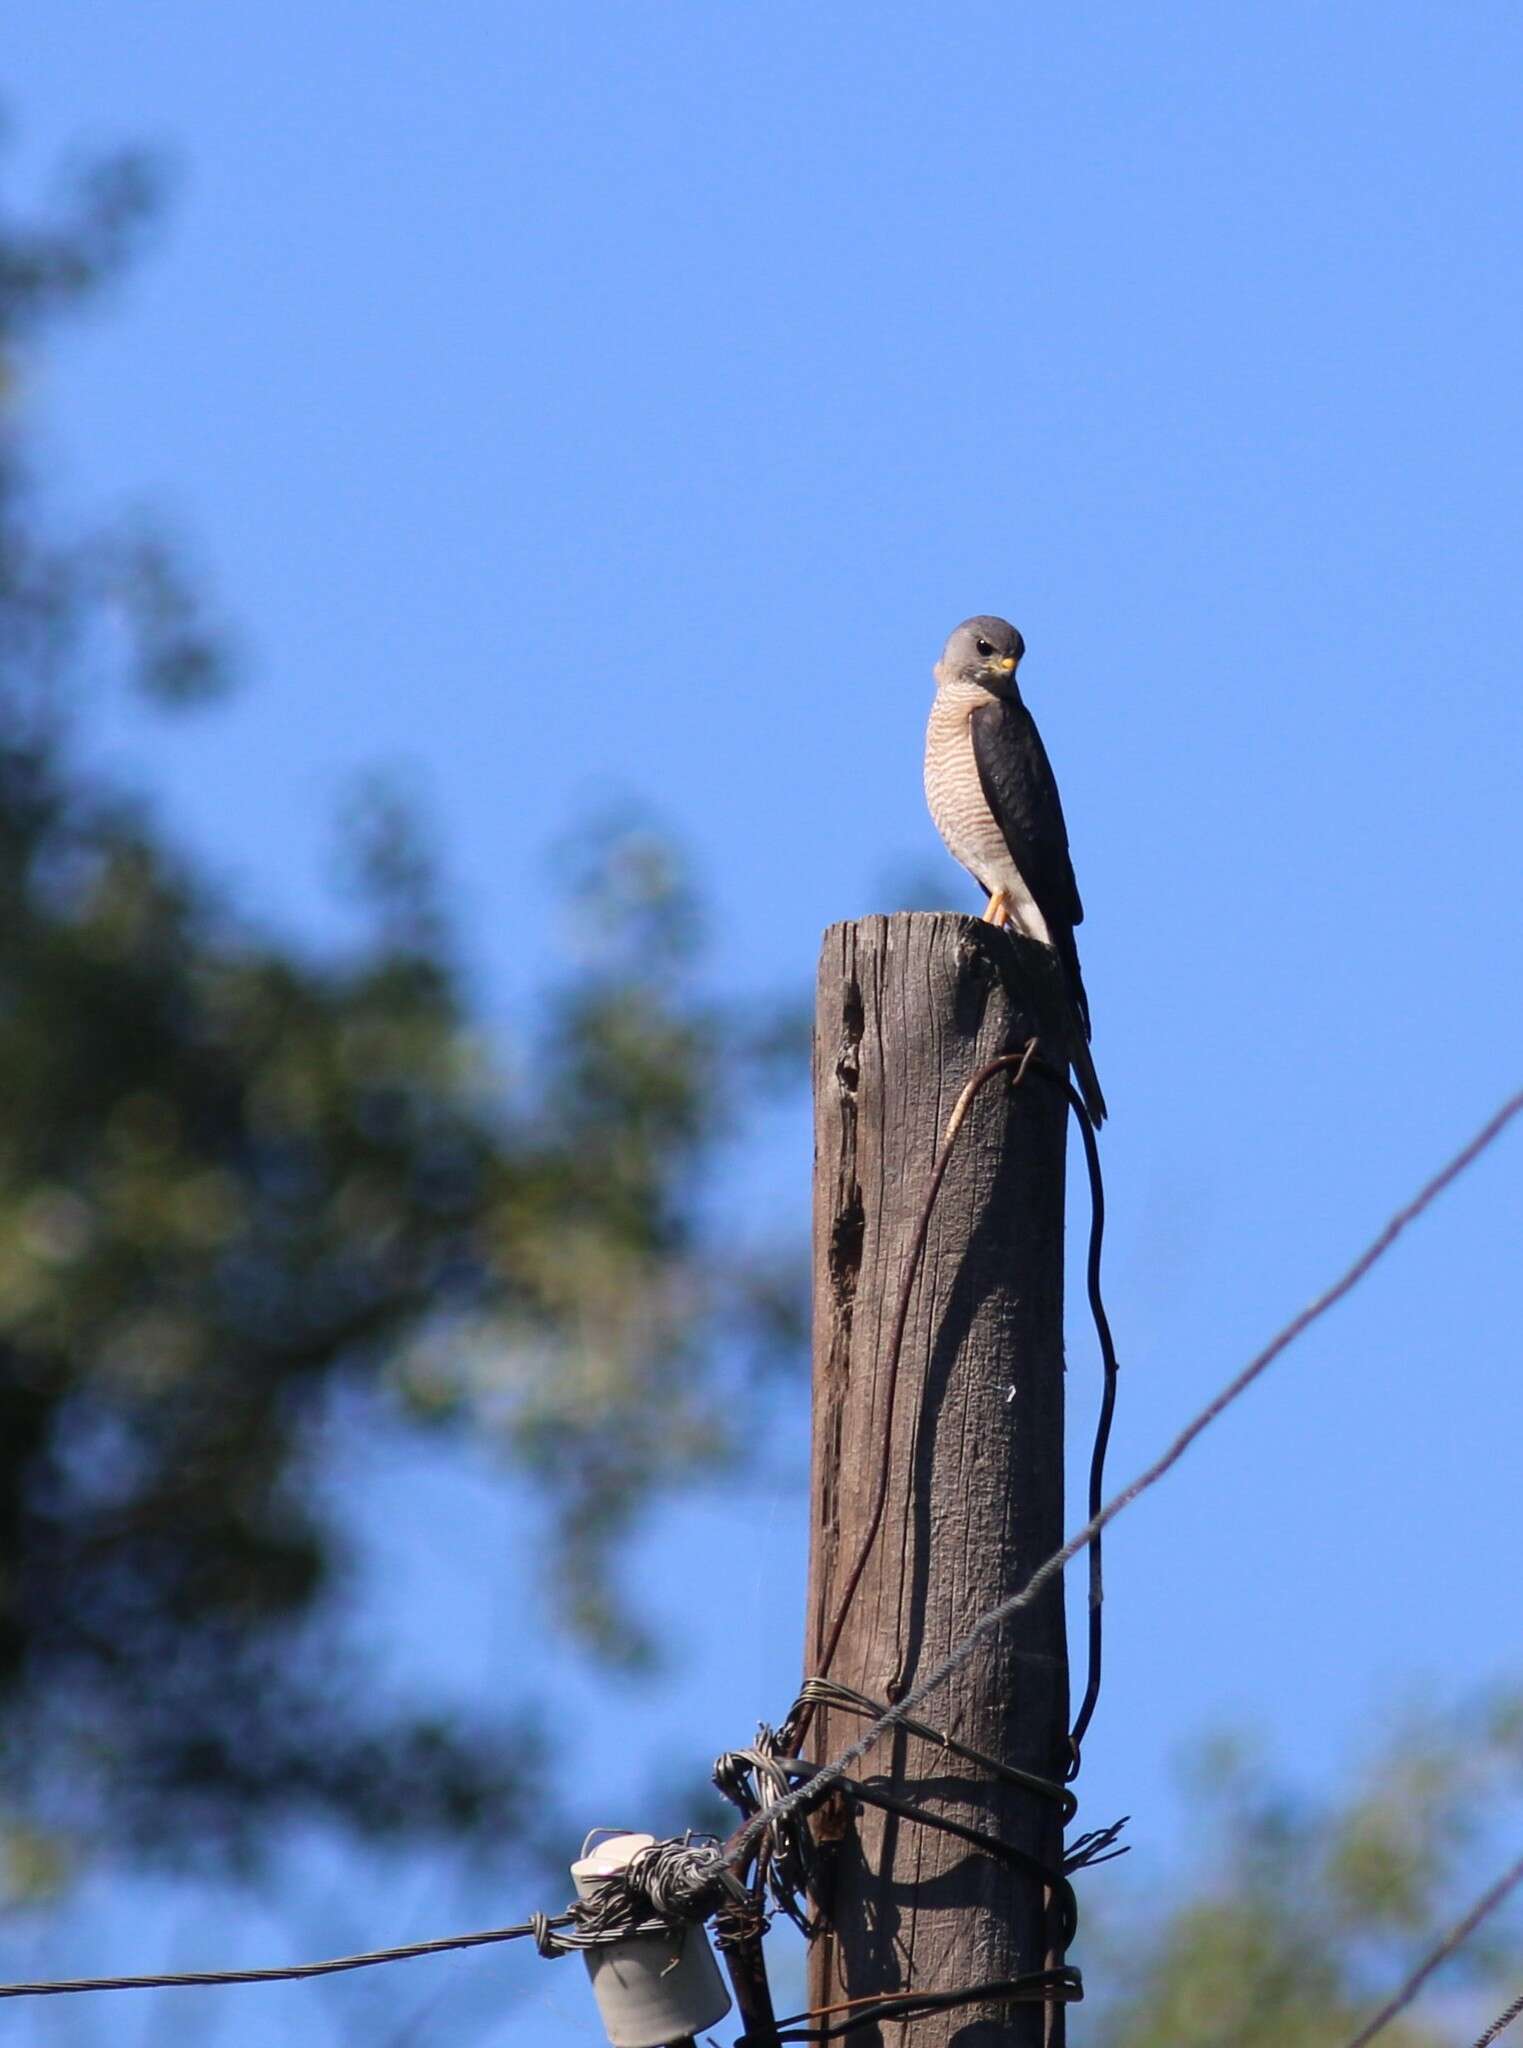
924,614 -> 1107,1125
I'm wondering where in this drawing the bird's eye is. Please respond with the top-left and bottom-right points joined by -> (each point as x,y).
975,638 -> 995,658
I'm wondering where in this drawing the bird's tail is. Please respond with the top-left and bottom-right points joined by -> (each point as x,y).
988,922 -> 1108,1127
1056,932 -> 1107,1128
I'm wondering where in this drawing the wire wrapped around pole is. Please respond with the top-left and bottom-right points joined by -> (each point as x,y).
729,1084 -> 1523,1871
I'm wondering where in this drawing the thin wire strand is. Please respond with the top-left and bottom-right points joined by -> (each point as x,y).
764,1967 -> 1083,2042
0,1917 -> 572,2000
1340,1851 -> 1523,2048
1064,1072 -> 1118,1772
1475,1986 -> 1523,2048
730,1083 -> 1523,1863
798,1026 -> 1117,1767
789,1677 -> 1077,1819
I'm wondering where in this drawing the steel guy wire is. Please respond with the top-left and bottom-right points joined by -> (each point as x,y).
0,1917 -> 573,1999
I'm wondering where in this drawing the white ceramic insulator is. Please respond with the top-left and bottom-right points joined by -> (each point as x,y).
569,1831 -> 732,2048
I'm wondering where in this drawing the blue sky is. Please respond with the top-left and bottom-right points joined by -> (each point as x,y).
7,2 -> 1523,2038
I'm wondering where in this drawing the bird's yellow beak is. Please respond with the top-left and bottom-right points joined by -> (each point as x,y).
996,655 -> 1018,674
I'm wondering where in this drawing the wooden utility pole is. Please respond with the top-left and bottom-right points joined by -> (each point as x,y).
805,913 -> 1072,2047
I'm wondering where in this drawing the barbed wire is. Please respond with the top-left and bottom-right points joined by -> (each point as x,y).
1475,1985 -> 1523,2047
726,1082 -> 1523,1866
1339,1848 -> 1523,2048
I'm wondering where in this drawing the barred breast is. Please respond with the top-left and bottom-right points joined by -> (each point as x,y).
923,682 -> 1051,945
924,684 -> 1015,891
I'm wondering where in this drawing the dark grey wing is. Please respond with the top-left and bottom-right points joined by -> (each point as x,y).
969,696 -> 1085,933
969,695 -> 1099,1068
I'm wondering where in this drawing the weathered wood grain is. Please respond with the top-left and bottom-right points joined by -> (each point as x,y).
806,912 -> 1070,2047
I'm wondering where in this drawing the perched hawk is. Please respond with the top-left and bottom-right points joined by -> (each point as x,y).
924,614 -> 1107,1126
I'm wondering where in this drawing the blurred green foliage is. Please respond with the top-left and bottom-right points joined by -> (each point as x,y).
1091,1696 -> 1523,2047
0,129 -> 803,1888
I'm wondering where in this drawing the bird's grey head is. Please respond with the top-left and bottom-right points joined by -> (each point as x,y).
934,615 -> 1027,695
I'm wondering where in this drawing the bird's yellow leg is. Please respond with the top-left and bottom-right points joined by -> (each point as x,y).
983,890 -> 1010,927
